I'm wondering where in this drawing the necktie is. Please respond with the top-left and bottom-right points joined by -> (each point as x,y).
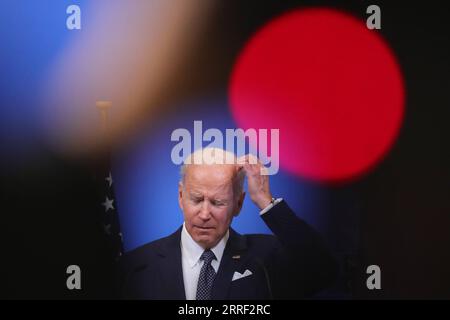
196,249 -> 216,300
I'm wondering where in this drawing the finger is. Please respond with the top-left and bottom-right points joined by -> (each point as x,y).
260,165 -> 269,176
237,164 -> 246,174
236,155 -> 247,166
238,154 -> 260,164
246,154 -> 259,165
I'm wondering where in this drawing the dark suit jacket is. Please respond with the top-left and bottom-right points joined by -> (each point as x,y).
117,201 -> 338,299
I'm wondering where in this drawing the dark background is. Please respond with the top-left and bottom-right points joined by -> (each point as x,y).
0,0 -> 449,299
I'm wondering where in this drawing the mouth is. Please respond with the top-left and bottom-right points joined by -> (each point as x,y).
195,225 -> 215,230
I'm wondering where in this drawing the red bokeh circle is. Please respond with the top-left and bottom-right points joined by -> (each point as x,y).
229,8 -> 405,182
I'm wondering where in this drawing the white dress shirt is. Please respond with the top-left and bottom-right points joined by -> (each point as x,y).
259,198 -> 283,215
181,224 -> 228,300
180,198 -> 283,300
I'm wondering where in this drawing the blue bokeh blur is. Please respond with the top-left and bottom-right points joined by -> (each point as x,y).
0,0 -> 89,155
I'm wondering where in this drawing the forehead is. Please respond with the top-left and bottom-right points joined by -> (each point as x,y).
184,164 -> 236,192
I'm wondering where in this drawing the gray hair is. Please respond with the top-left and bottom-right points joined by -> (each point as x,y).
179,148 -> 245,197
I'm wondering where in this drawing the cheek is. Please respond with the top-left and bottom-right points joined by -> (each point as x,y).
214,207 -> 233,225
182,203 -> 196,220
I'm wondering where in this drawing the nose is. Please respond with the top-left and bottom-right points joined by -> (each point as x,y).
198,201 -> 212,221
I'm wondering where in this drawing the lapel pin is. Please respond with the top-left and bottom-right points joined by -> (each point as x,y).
232,255 -> 241,259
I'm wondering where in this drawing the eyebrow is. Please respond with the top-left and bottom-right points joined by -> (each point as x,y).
189,192 -> 203,198
189,192 -> 227,202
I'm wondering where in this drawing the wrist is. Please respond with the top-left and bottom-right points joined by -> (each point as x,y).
255,194 -> 274,210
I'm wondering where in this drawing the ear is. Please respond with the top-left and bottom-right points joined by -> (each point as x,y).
233,191 -> 246,217
178,182 -> 184,211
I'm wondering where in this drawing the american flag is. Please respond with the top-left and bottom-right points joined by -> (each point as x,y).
94,101 -> 123,262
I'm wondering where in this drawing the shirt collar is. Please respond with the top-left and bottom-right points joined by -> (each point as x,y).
181,223 -> 229,268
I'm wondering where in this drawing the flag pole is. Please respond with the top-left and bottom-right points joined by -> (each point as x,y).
96,100 -> 112,137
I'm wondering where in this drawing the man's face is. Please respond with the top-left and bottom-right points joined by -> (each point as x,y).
179,164 -> 244,249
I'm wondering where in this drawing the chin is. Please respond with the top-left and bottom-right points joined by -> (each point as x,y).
195,235 -> 212,244
195,235 -> 216,248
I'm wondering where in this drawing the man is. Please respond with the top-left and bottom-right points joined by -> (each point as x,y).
118,148 -> 338,299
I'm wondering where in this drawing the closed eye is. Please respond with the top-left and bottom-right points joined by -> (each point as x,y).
211,200 -> 226,207
191,197 -> 203,204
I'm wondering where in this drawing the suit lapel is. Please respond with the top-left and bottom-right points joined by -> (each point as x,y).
155,227 -> 248,300
211,228 -> 247,300
157,227 -> 186,299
